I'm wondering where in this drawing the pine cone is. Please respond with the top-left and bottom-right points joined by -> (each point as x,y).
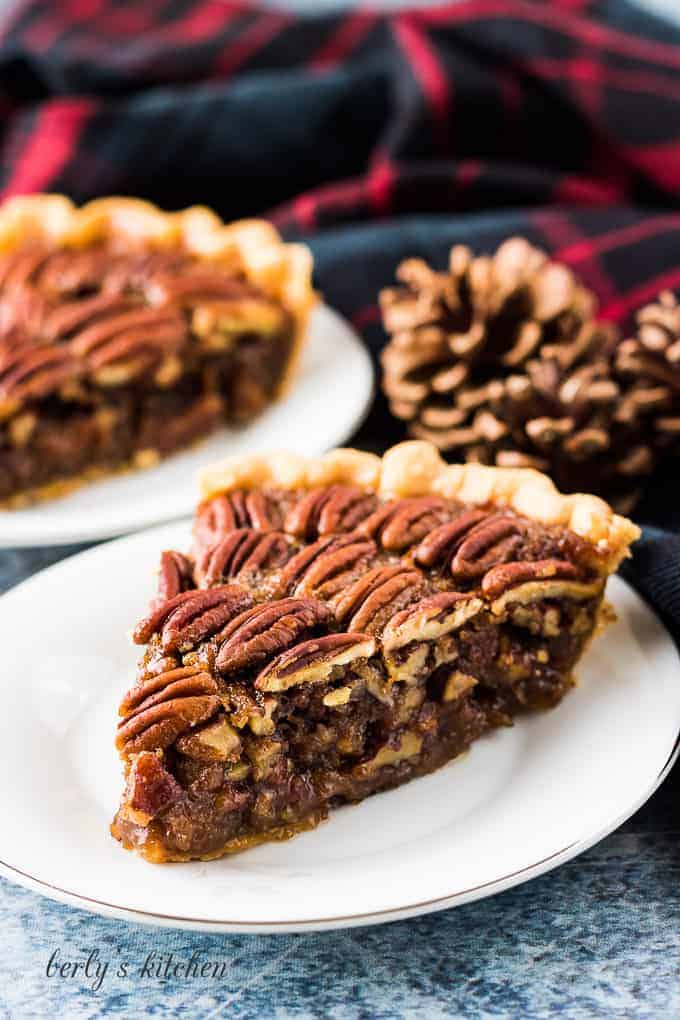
615,291 -> 680,459
379,238 -> 665,509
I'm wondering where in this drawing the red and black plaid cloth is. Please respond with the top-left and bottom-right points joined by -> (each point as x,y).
1,0 -> 680,625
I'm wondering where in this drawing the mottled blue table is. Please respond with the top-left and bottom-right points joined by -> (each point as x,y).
1,544 -> 679,1020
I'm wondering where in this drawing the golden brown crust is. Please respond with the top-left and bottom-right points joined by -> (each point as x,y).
0,194 -> 316,398
110,812 -> 324,863
199,440 -> 639,573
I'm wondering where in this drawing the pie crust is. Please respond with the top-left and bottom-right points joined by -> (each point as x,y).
200,440 -> 639,572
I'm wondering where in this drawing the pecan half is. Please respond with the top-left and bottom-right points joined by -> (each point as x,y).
284,486 -> 377,539
150,265 -> 260,305
414,509 -> 488,568
255,633 -> 376,692
276,533 -> 377,599
243,490 -> 282,530
273,535 -> 337,594
358,496 -> 452,551
333,565 -> 425,634
70,306 -> 187,380
156,550 -> 194,602
43,292 -> 137,342
296,538 -> 377,599
194,495 -> 238,546
116,665 -> 221,755
482,559 -> 581,599
133,585 -> 254,652
0,245 -> 50,290
216,597 -> 333,674
0,345 -> 79,403
381,592 -> 485,652
194,490 -> 281,548
197,529 -> 292,586
482,559 -> 604,615
449,513 -> 524,580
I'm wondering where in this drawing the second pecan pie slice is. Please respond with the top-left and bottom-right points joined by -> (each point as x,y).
0,195 -> 313,505
111,441 -> 638,863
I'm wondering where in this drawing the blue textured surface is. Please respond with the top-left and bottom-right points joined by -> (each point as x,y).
1,546 -> 679,1019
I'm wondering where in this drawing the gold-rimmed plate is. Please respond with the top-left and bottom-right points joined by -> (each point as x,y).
0,532 -> 677,933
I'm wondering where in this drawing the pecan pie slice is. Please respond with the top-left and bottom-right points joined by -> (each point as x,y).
111,441 -> 638,862
0,195 -> 313,505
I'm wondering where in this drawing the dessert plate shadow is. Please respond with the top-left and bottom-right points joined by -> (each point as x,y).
0,304 -> 374,548
0,522 -> 679,933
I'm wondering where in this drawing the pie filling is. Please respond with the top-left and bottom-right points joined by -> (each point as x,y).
0,242 -> 295,503
112,481 -> 612,863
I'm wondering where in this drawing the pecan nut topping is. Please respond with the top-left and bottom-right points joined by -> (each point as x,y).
358,496 -> 452,551
284,485 -> 377,539
70,305 -> 188,385
116,665 -> 221,755
42,292 -> 134,343
481,558 -> 583,599
133,585 -> 254,652
255,633 -> 376,692
0,236 -> 299,399
197,529 -> 292,586
333,565 -> 426,633
449,513 -> 524,580
2,248 -> 196,389
155,550 -> 194,603
293,537 -> 376,599
0,345 -> 79,405
381,592 -> 485,652
414,509 -> 488,568
215,597 -> 333,674
482,558 -> 604,615
275,533 -> 377,599
194,490 -> 281,549
273,535 -> 339,594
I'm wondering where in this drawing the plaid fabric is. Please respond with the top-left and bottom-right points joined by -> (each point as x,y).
1,0 -> 680,629
1,1 -> 679,223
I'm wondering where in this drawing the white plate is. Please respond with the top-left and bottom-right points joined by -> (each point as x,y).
1,523 -> 678,933
0,304 -> 374,548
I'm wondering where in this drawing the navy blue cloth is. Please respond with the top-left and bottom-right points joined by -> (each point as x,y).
2,1 -> 680,221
